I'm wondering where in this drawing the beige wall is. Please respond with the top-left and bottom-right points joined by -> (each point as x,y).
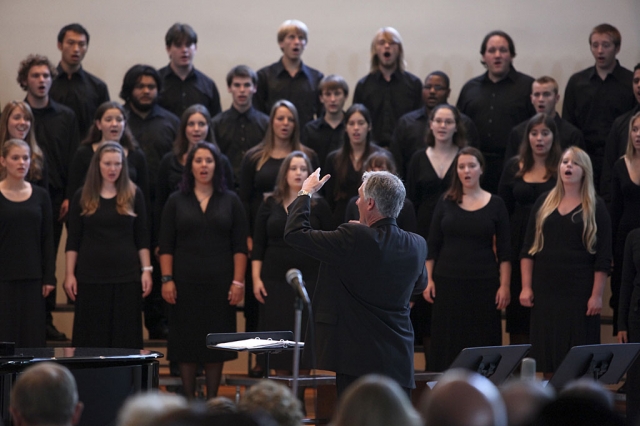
1,0 -> 639,112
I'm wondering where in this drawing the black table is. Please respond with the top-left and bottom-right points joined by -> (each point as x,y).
0,348 -> 163,426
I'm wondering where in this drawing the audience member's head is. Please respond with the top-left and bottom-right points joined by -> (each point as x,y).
332,374 -> 421,426
238,380 -> 303,426
10,363 -> 83,426
500,380 -> 555,426
532,379 -> 623,426
116,392 -> 188,426
558,378 -> 613,410
420,369 -> 507,426
156,405 -> 276,426
206,396 -> 238,414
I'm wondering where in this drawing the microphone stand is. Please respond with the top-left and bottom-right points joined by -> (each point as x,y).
292,294 -> 304,396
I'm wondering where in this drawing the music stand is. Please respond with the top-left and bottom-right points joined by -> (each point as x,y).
448,344 -> 531,385
207,331 -> 295,378
548,343 -> 640,390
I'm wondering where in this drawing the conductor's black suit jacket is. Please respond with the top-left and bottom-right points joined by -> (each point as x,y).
284,195 -> 428,388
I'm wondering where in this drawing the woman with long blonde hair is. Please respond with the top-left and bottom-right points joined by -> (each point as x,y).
520,146 -> 612,374
610,112 -> 640,336
251,151 -> 332,375
0,139 -> 54,347
0,101 -> 46,187
64,141 -> 152,348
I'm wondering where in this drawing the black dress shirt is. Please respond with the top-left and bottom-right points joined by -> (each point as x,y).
562,61 -> 635,162
353,69 -> 422,148
125,104 -> 180,200
50,65 -> 110,139
158,65 -> 222,119
27,98 -> 79,203
253,59 -> 324,126
456,66 -> 535,193
504,114 -> 585,162
212,106 -> 269,189
601,103 -> 640,200
301,117 -> 345,169
390,106 -> 480,179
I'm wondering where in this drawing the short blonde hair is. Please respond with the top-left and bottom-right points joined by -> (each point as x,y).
277,19 -> 308,43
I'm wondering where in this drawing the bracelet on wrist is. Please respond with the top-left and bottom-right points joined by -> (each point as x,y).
161,275 -> 173,284
232,280 -> 245,288
142,266 -> 153,273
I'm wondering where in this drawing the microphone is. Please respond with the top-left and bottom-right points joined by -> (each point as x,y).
286,268 -> 311,305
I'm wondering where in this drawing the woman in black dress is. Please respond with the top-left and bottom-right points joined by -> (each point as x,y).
240,100 -> 317,236
155,104 -> 234,243
239,100 -> 316,375
0,101 -> 47,189
159,142 -> 248,399
0,139 -> 54,347
618,228 -> 640,424
610,112 -> 640,335
64,141 -> 152,348
405,104 -> 466,365
66,101 -> 149,209
324,104 -> 380,227
520,147 -> 611,374
252,151 -> 332,374
425,147 -> 511,372
498,113 -> 561,344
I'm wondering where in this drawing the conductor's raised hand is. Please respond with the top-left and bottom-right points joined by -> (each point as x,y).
302,168 -> 331,194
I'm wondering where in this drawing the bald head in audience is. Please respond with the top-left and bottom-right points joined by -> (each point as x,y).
10,362 -> 83,426
117,392 -> 188,426
500,380 -> 555,426
420,369 -> 507,426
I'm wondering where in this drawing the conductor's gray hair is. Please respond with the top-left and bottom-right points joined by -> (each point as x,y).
362,171 -> 405,219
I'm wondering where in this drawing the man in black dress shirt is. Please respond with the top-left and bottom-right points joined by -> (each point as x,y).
601,63 -> 640,199
457,30 -> 535,193
390,71 -> 480,178
285,170 -> 427,396
353,27 -> 422,148
301,74 -> 348,168
253,20 -> 324,127
121,65 -> 180,202
19,54 -> 79,342
49,23 -> 109,141
504,76 -> 584,161
212,65 -> 269,191
120,65 -> 180,339
562,23 -> 635,188
158,23 -> 222,119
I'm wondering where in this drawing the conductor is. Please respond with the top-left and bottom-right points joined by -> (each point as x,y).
284,169 -> 428,396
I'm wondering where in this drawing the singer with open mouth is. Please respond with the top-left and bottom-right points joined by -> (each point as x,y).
285,168 -> 427,397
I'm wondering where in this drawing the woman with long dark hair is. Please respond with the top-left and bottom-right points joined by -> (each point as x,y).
520,147 -> 611,374
405,104 -> 466,364
323,103 -> 380,227
0,139 -> 54,347
425,147 -> 511,371
66,101 -> 149,208
498,113 -> 562,344
64,141 -> 151,348
159,141 -> 248,399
